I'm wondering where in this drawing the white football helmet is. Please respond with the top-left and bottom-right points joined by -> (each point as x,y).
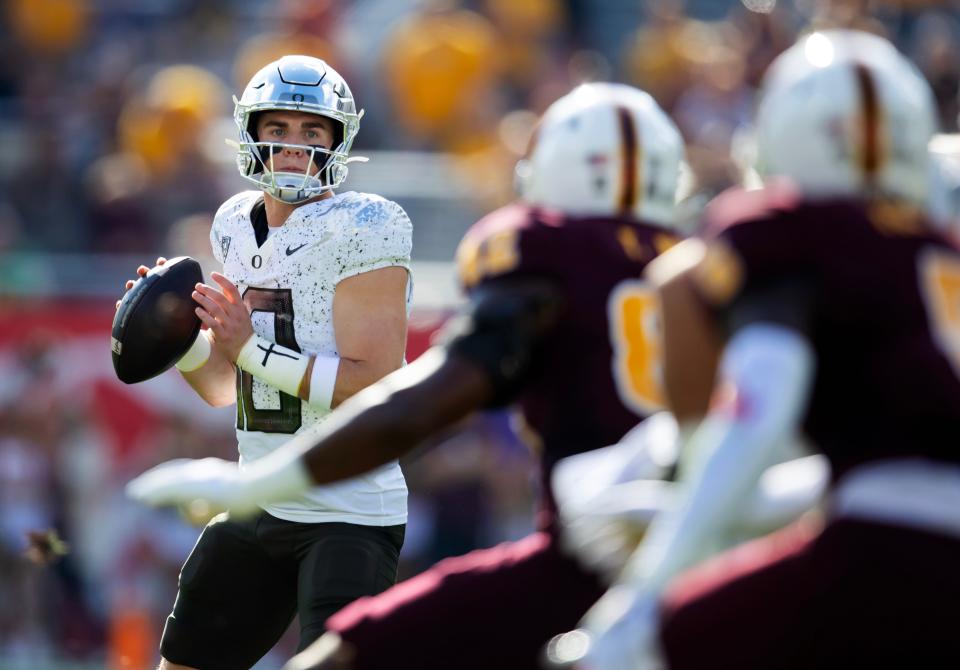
233,55 -> 364,203
755,29 -> 936,206
516,82 -> 683,227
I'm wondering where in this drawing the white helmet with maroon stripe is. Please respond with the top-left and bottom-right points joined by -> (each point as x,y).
756,29 -> 936,206
516,83 -> 683,227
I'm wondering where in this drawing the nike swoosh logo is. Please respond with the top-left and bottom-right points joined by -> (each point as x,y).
286,243 -> 308,256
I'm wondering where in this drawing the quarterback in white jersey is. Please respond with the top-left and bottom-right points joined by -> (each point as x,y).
122,55 -> 411,670
211,188 -> 410,525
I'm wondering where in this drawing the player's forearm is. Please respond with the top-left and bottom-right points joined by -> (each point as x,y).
234,336 -> 404,412
298,349 -> 492,485
179,334 -> 237,407
647,250 -> 722,424
233,335 -> 338,410
330,356 -> 403,408
124,354 -> 468,513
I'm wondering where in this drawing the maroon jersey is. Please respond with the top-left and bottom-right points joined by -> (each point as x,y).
326,206 -> 677,668
694,183 -> 960,479
456,203 -> 677,466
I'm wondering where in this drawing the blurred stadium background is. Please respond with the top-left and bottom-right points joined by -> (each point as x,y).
0,0 -> 956,668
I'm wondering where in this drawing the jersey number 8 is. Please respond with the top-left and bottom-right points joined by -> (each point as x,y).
921,250 -> 960,381
608,280 -> 665,415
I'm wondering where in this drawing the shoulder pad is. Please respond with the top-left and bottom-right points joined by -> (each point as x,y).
214,190 -> 260,222
702,182 -> 802,238
457,205 -> 539,288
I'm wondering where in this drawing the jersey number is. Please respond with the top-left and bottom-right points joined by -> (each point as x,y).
608,280 -> 665,415
921,250 -> 960,380
237,287 -> 302,434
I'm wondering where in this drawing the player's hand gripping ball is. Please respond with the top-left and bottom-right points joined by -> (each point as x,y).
112,256 -> 203,383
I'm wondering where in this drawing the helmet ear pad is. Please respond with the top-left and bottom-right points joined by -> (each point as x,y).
331,120 -> 344,152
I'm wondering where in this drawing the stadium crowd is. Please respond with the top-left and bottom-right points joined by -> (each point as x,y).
1,0 -> 958,667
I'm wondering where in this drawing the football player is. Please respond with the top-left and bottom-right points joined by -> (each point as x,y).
557,30 -> 960,669
120,56 -> 412,670
128,82 -> 687,669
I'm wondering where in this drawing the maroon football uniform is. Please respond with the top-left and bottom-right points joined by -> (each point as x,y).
458,203 -> 677,524
659,516 -> 960,669
325,203 -> 679,670
657,184 -> 960,669
693,183 -> 960,479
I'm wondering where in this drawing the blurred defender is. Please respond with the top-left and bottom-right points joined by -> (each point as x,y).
568,30 -> 960,669
121,56 -> 412,670
129,82 -> 685,669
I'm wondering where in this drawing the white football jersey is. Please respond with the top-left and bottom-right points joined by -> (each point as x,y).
210,189 -> 412,525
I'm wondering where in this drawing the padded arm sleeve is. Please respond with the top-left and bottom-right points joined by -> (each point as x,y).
442,278 -> 563,408
622,323 -> 816,591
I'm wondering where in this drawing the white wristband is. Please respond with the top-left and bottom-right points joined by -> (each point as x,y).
175,330 -> 212,372
235,334 -> 340,409
307,353 -> 340,410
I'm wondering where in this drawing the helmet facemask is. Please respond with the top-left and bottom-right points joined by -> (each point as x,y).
235,109 -> 353,204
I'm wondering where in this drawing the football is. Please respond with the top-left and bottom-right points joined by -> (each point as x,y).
111,256 -> 204,384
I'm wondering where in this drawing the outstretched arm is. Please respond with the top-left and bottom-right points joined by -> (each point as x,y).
126,278 -> 562,512
125,347 -> 493,512
284,277 -> 562,485
301,347 -> 492,483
